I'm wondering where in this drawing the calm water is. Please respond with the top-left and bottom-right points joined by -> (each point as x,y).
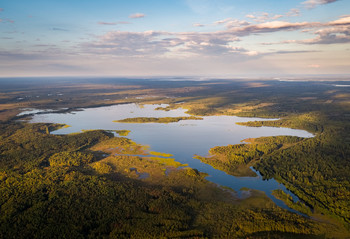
28,103 -> 313,213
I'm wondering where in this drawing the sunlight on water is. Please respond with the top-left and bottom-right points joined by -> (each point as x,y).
29,103 -> 314,214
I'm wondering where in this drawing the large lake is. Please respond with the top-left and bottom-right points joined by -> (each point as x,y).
28,103 -> 313,213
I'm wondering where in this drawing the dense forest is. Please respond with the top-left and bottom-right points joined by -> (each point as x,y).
1,122 -> 342,238
0,78 -> 349,238
196,136 -> 305,177
236,113 -> 350,225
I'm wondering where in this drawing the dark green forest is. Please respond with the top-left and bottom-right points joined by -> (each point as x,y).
196,136 -> 305,177
1,123 -> 341,238
236,112 -> 350,224
0,78 -> 349,238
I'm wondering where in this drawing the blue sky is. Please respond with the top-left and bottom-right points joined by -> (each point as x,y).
0,0 -> 349,77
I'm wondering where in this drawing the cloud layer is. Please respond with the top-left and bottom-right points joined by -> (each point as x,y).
0,0 -> 348,77
82,15 -> 350,61
302,0 -> 339,9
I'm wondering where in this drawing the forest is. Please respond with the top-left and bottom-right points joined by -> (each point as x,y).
196,136 -> 305,177
2,122 -> 343,238
0,77 -> 349,238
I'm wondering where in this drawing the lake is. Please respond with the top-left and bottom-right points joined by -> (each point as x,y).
27,103 -> 314,214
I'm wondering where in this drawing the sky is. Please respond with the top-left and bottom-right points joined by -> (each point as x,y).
0,0 -> 350,77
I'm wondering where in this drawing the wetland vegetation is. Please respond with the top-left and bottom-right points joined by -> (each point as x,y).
0,77 -> 349,238
195,136 -> 305,177
114,130 -> 131,136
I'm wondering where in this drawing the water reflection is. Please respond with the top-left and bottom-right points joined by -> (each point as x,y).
29,103 -> 313,213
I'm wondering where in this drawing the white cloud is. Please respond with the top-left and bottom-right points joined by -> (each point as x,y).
82,17 -> 335,59
82,30 -> 176,57
129,13 -> 145,19
245,12 -> 283,23
276,16 -> 350,45
302,0 -> 338,9
193,23 -> 205,27
302,26 -> 350,44
7,11 -> 350,77
244,51 -> 259,56
228,21 -> 317,36
286,8 -> 301,17
329,16 -> 350,25
257,21 -> 307,29
82,27 -> 247,59
98,21 -> 130,25
214,18 -> 249,29
215,18 -> 232,25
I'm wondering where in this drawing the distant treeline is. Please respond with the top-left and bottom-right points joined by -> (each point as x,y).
114,116 -> 203,123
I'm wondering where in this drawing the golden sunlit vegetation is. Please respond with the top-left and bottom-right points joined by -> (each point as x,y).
114,130 -> 131,136
236,114 -> 350,226
90,136 -> 147,155
149,151 -> 173,157
2,122 -> 345,238
272,190 -> 312,216
0,78 -> 349,237
49,151 -> 94,167
195,136 -> 304,177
